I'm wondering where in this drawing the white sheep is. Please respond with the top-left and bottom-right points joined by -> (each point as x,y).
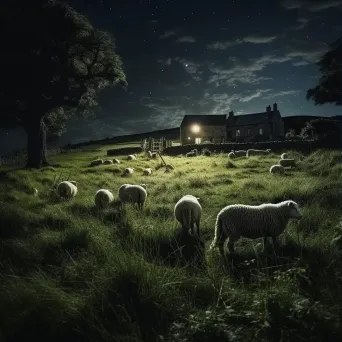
90,159 -> 103,167
232,150 -> 247,157
103,160 -> 113,165
142,168 -> 154,176
151,152 -> 158,159
123,167 -> 135,176
118,183 -> 147,209
95,189 -> 114,209
113,159 -> 120,164
186,151 -> 196,157
127,154 -> 137,160
279,158 -> 296,168
228,152 -> 236,159
174,195 -> 202,236
246,149 -> 271,158
209,200 -> 302,255
147,151 -> 153,159
269,164 -> 285,175
280,153 -> 288,160
56,181 -> 78,200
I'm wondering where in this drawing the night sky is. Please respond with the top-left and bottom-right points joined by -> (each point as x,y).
1,0 -> 341,155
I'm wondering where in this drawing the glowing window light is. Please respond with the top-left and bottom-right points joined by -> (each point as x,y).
191,124 -> 200,133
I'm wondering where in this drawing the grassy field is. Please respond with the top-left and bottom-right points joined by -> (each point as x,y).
0,146 -> 341,341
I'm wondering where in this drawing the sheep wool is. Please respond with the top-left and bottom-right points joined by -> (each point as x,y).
57,181 -> 78,200
118,184 -> 147,209
103,160 -> 113,165
127,154 -> 137,160
174,195 -> 202,236
269,164 -> 285,174
228,152 -> 236,159
279,158 -> 296,168
280,153 -> 288,160
123,167 -> 134,176
147,151 -> 153,159
232,150 -> 247,157
95,189 -> 114,209
210,200 -> 302,254
90,159 -> 103,167
113,159 -> 120,164
143,168 -> 153,176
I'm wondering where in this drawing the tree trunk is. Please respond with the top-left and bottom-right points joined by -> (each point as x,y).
25,116 -> 49,169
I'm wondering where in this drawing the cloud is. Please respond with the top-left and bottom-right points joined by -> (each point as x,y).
262,90 -> 302,100
175,36 -> 196,43
281,0 -> 342,11
239,89 -> 272,102
207,35 -> 278,50
290,17 -> 310,30
285,40 -> 328,63
208,55 -> 291,87
292,60 -> 310,66
159,29 -> 178,39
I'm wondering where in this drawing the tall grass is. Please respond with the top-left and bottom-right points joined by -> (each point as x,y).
0,148 -> 341,341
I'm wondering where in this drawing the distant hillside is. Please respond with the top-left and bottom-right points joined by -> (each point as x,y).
65,115 -> 342,148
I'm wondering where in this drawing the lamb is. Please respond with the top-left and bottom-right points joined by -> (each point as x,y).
232,150 -> 247,157
90,159 -> 103,167
127,154 -> 137,160
279,158 -> 296,168
228,152 -> 236,159
113,159 -> 120,164
118,183 -> 147,209
56,181 -> 78,200
142,167 -> 154,176
280,153 -> 288,160
269,164 -> 285,174
209,200 -> 302,255
103,160 -> 113,165
246,149 -> 271,157
174,195 -> 202,236
123,167 -> 135,176
95,189 -> 114,209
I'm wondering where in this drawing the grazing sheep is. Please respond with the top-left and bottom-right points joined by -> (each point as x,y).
228,152 -> 236,159
279,158 -> 296,168
103,160 -> 113,165
281,153 -> 288,160
174,195 -> 202,236
127,154 -> 137,160
90,159 -> 103,167
270,164 -> 285,175
147,151 -> 153,159
246,149 -> 271,158
151,152 -> 158,159
118,184 -> 147,209
209,200 -> 302,255
232,150 -> 247,157
123,167 -> 135,176
142,168 -> 154,176
56,181 -> 78,200
113,159 -> 120,164
95,189 -> 114,209
186,151 -> 196,157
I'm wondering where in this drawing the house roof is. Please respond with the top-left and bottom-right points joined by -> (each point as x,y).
181,114 -> 227,126
228,111 -> 275,127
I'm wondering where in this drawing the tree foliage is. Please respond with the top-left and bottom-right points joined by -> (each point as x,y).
0,0 -> 127,167
306,37 -> 342,106
300,118 -> 342,142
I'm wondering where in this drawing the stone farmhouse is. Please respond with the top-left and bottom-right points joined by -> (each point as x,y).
180,103 -> 284,145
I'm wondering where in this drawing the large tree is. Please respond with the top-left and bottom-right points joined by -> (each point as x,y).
0,0 -> 127,168
306,37 -> 342,106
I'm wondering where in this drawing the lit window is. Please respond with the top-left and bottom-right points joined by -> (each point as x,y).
191,124 -> 200,133
236,130 -> 240,137
188,137 -> 191,140
259,128 -> 263,135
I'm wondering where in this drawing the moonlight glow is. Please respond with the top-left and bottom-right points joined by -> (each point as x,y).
191,124 -> 200,133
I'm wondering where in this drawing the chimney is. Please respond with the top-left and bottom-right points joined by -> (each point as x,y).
273,103 -> 277,112
229,110 -> 234,118
266,105 -> 271,112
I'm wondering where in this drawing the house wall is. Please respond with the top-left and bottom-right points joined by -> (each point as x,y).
227,123 -> 272,141
180,125 -> 227,144
272,111 -> 284,137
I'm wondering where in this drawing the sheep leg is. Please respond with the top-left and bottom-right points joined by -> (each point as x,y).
263,237 -> 268,251
195,219 -> 200,237
227,236 -> 237,254
271,236 -> 280,253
